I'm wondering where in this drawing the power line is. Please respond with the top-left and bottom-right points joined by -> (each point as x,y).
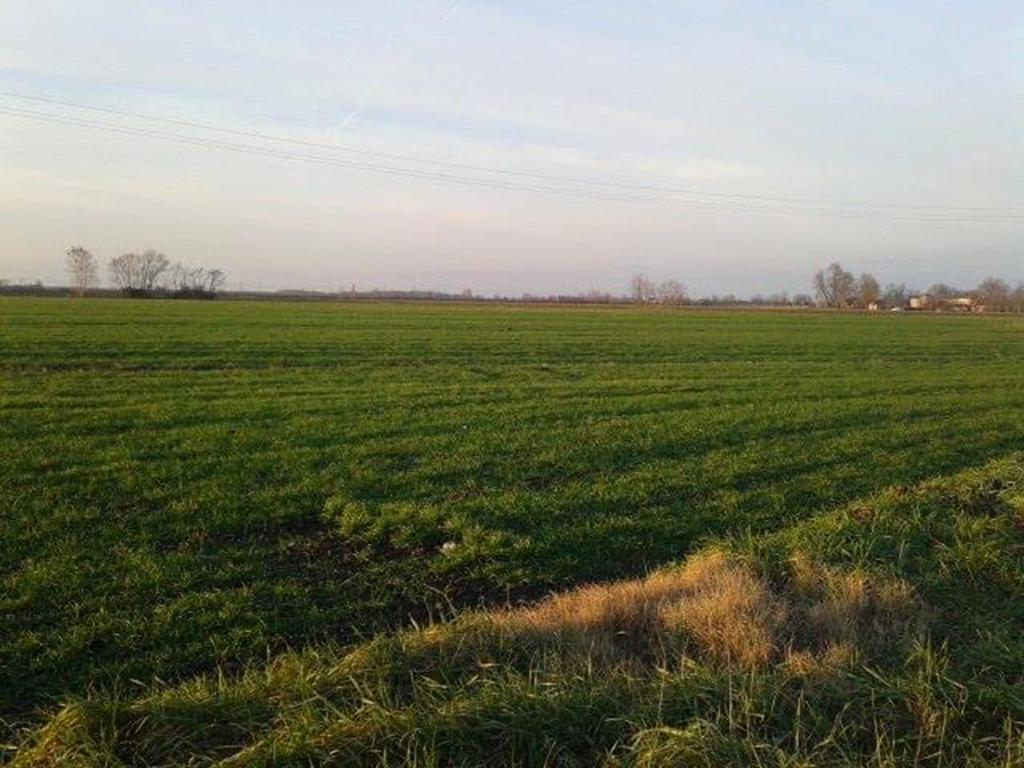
8,90 -> 1024,217
1,98 -> 1021,224
0,105 -> 704,205
4,91 -> 1021,216
2,102 -> 1016,223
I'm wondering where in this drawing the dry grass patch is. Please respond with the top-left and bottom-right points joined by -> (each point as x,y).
656,553 -> 787,667
475,549 -> 920,673
10,551 -> 925,767
789,554 -> 921,656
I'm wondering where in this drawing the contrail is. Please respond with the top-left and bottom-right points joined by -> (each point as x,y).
339,0 -> 461,130
437,0 -> 461,25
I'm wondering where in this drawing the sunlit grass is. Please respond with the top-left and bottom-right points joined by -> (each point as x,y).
3,297 -> 1024,757
14,457 -> 1024,766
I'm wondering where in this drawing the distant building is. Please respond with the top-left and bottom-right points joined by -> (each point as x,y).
908,294 -> 984,312
867,301 -> 881,312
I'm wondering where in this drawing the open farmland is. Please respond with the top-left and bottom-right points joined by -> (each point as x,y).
3,297 -> 1024,760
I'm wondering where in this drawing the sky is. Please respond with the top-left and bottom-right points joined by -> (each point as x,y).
1,0 -> 1021,296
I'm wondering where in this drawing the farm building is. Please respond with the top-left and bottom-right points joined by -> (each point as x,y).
949,296 -> 979,311
908,294 -> 983,312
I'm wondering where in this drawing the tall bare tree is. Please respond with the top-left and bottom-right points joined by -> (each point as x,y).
882,282 -> 908,309
812,262 -> 856,308
207,269 -> 226,293
1013,283 -> 1024,313
977,277 -> 1010,311
109,250 -> 170,296
857,273 -> 881,308
65,246 -> 99,297
812,270 -> 831,307
657,279 -> 687,306
630,274 -> 657,303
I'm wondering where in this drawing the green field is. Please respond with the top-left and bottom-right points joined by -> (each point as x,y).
3,297 -> 1024,764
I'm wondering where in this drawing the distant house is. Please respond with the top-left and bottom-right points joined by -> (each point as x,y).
949,296 -> 979,312
908,294 -> 984,312
867,301 -> 881,312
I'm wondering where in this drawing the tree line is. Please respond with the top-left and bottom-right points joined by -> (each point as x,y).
811,262 -> 1024,311
65,246 -> 226,299
625,266 -> 1024,312
12,251 -> 1019,311
629,274 -> 688,305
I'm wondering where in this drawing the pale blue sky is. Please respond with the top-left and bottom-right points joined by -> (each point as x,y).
1,1 -> 1021,295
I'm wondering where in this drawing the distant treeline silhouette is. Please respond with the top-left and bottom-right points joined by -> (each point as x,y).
1,250 -> 1021,311
59,245 -> 226,299
807,261 -> 1024,312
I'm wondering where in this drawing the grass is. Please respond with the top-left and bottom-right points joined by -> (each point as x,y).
3,297 -> 1024,761
13,456 -> 1024,766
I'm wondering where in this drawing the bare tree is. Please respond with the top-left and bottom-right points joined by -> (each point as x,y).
880,283 -> 907,309
162,263 -> 227,298
1013,283 -> 1024,313
65,246 -> 99,297
109,255 -> 130,294
657,279 -> 687,306
812,262 -> 856,308
207,269 -> 226,293
812,270 -> 831,307
792,293 -> 814,307
831,264 -> 856,308
139,249 -> 170,293
630,274 -> 657,303
977,277 -> 1010,311
857,273 -> 881,308
109,250 -> 170,296
167,262 -> 189,293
